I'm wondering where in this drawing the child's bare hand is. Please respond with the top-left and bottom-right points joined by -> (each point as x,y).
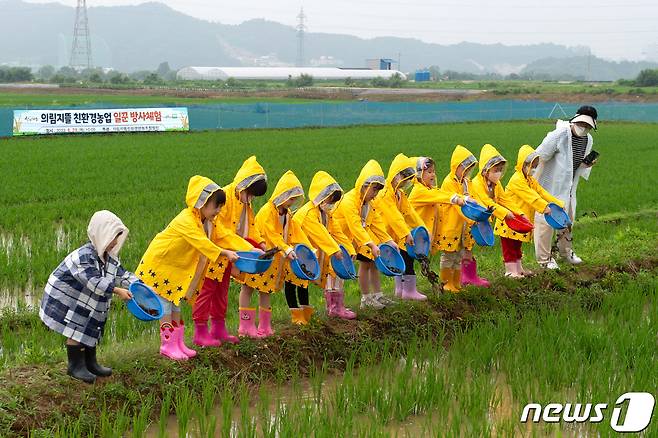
222,250 -> 239,262
114,287 -> 133,301
543,206 -> 551,215
405,234 -> 415,247
286,250 -> 297,260
506,212 -> 515,220
456,197 -> 466,207
333,250 -> 344,260
368,243 -> 381,258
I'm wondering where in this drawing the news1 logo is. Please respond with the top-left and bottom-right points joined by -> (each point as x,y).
520,392 -> 655,432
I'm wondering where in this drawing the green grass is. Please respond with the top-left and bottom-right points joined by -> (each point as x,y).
398,79 -> 658,95
0,120 -> 656,436
3,78 -> 658,110
0,92 -> 326,108
1,121 -> 656,290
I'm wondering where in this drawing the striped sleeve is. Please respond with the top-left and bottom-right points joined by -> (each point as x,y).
68,250 -> 115,297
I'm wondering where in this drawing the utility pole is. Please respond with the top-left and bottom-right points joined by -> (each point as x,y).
70,0 -> 92,70
296,8 -> 306,67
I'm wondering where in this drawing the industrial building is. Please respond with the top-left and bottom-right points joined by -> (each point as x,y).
176,67 -> 407,81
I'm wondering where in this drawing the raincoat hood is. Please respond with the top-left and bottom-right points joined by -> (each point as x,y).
186,175 -> 221,210
478,144 -> 507,175
450,145 -> 477,182
355,159 -> 386,192
233,156 -> 267,195
413,156 -> 436,187
309,171 -> 343,206
387,153 -> 416,191
269,170 -> 304,208
516,144 -> 539,176
87,210 -> 129,259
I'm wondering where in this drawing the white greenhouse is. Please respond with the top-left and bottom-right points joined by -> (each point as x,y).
176,67 -> 406,81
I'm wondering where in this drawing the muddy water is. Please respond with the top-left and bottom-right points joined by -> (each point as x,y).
143,363 -> 591,438
0,288 -> 40,311
0,224 -> 72,313
0,231 -> 32,259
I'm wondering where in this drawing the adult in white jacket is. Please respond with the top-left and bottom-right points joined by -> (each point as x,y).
533,105 -> 599,269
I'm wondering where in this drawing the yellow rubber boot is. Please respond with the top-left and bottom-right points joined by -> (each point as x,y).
301,305 -> 314,323
290,308 -> 307,325
441,268 -> 459,293
450,268 -> 462,292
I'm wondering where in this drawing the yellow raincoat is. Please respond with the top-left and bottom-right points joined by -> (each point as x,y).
206,156 -> 267,282
409,156 -> 462,254
373,154 -> 426,248
334,160 -> 393,260
471,144 -> 524,224
137,175 -> 226,305
245,170 -> 313,293
437,146 -> 477,252
294,171 -> 354,289
495,145 -> 565,242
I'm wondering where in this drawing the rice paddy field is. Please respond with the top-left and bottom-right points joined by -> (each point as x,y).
1,120 -> 657,437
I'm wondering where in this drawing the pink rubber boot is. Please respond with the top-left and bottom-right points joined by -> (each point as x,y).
238,308 -> 259,338
325,290 -> 340,317
400,275 -> 427,301
192,320 -> 220,347
159,323 -> 188,361
394,276 -> 403,297
174,320 -> 197,357
332,291 -> 357,319
210,318 -> 239,344
256,307 -> 275,338
461,258 -> 490,287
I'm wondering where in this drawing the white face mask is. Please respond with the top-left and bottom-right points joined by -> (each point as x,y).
488,170 -> 503,183
572,124 -> 590,137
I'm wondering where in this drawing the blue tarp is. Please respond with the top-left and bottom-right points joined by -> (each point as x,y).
2,99 -> 657,137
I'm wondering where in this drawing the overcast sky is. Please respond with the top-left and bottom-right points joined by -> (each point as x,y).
26,0 -> 658,61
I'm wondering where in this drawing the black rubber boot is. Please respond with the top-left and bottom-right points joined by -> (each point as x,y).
66,344 -> 96,384
84,346 -> 112,377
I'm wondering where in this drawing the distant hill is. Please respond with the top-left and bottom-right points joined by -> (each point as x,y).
0,0 -> 654,80
520,56 -> 658,81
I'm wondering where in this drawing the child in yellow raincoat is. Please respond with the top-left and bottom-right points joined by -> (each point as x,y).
410,156 -> 467,253
471,144 -> 525,280
495,145 -> 565,277
195,156 -> 268,341
334,160 -> 397,310
137,175 -> 239,361
294,171 -> 357,320
436,145 -> 479,292
373,153 -> 428,301
241,170 -> 313,337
